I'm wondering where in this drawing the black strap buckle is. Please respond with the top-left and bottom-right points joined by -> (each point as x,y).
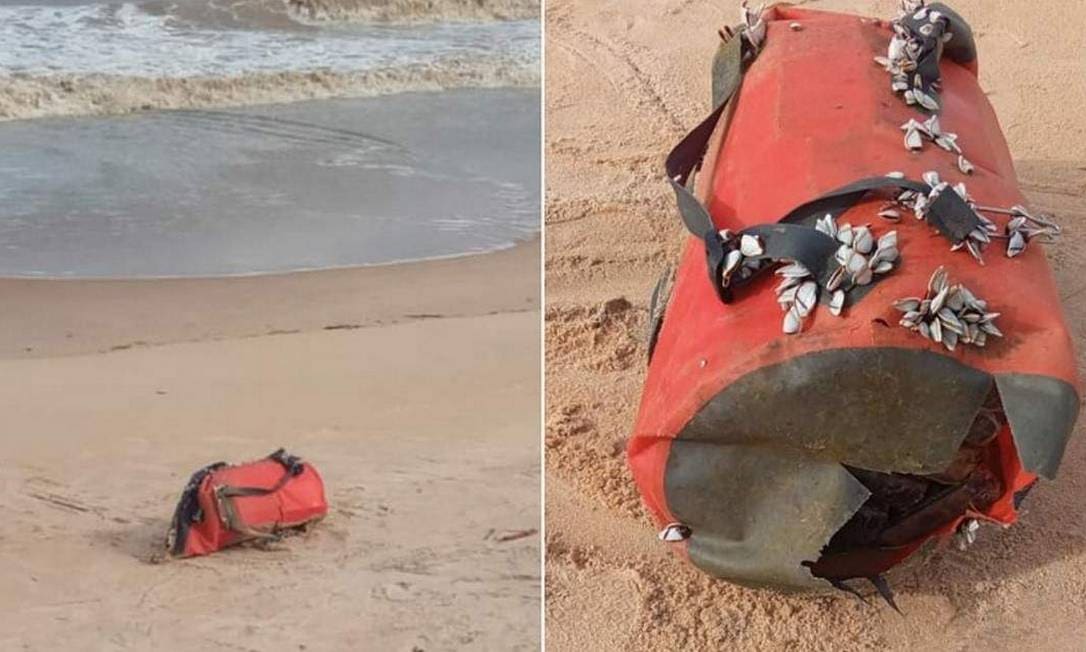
268,448 -> 305,476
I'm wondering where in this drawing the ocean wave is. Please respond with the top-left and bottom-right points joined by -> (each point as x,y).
286,0 -> 539,23
0,1 -> 539,77
136,0 -> 541,28
0,58 -> 539,122
132,0 -> 539,31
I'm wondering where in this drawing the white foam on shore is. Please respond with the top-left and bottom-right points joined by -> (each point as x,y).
0,1 -> 538,120
0,3 -> 537,77
0,57 -> 539,121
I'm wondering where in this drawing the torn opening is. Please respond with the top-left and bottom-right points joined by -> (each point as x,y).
805,386 -> 1012,581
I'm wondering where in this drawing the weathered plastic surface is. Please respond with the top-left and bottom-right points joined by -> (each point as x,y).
177,458 -> 327,558
629,5 -> 1080,589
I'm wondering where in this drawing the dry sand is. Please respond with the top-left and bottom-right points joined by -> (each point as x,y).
0,239 -> 540,650
544,1 -> 1086,649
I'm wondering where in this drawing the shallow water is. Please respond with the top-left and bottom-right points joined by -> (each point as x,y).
0,88 -> 540,277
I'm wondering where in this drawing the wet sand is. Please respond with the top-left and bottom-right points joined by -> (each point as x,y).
545,0 -> 1086,649
0,238 -> 540,650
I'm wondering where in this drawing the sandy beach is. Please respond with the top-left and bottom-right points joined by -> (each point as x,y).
0,239 -> 540,650
0,0 -> 542,647
544,1 -> 1086,649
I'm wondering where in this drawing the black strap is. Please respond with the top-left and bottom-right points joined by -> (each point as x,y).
646,267 -> 673,361
663,11 -> 982,304
665,28 -> 752,240
218,472 -> 294,498
781,176 -> 980,244
899,12 -> 945,99
666,112 -> 728,239
781,177 -> 925,224
738,224 -> 841,284
900,3 -> 978,102
218,449 -> 305,498
665,29 -> 754,302
931,3 -> 977,66
167,461 -> 227,556
711,27 -> 749,110
268,448 -> 305,476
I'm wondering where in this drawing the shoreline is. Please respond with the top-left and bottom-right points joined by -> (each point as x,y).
0,233 -> 538,282
0,234 -> 539,359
